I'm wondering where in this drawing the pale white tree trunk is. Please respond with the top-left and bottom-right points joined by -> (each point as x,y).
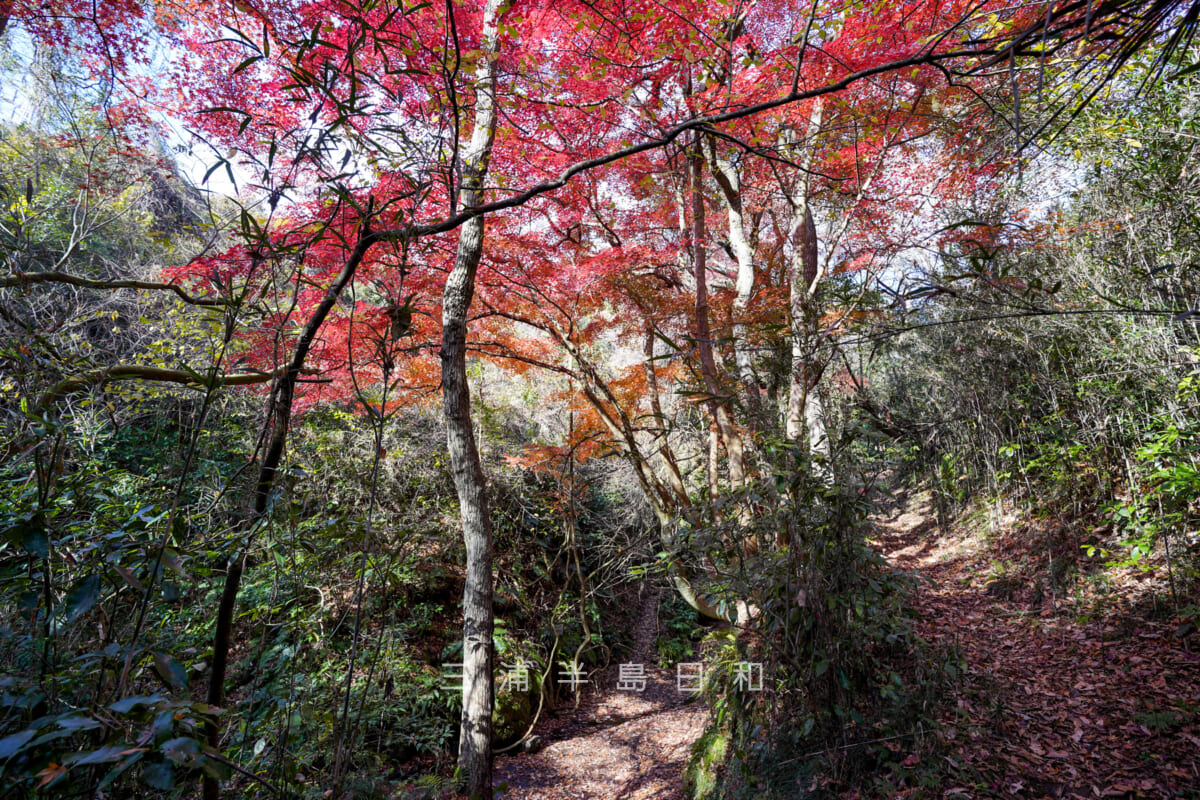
709,146 -> 762,415
784,102 -> 826,456
805,385 -> 831,462
688,147 -> 746,489
441,2 -> 503,797
785,202 -> 819,441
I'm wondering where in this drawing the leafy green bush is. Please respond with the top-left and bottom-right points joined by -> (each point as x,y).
656,591 -> 699,668
680,441 -> 956,799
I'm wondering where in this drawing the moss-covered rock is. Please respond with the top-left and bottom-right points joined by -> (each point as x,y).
492,684 -> 532,747
683,725 -> 728,799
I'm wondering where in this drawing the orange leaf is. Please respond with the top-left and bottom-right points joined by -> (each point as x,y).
37,764 -> 67,788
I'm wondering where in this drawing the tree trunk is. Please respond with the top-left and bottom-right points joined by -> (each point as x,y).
707,423 -> 720,503
709,144 -> 762,417
204,226 -> 377,800
804,383 -> 831,462
689,145 -> 746,490
442,2 -> 503,797
785,202 -> 819,441
643,326 -> 688,503
443,240 -> 495,799
784,102 -> 825,445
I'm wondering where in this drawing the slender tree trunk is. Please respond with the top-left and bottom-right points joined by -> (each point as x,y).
707,423 -> 720,503
643,326 -> 689,502
791,203 -> 833,480
709,145 -> 762,417
444,236 -> 495,799
442,3 -> 502,797
785,102 -> 825,446
689,145 -> 746,489
203,225 -> 377,800
785,203 -> 819,441
804,384 -> 831,461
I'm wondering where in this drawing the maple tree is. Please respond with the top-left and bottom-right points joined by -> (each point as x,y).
469,12 -> 1012,634
4,0 -> 1198,797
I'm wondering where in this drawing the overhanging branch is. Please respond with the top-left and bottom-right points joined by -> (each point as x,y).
1,271 -> 230,307
37,363 -> 319,408
368,0 -> 1190,243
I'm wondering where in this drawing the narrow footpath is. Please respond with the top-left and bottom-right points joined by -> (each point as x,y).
491,490 -> 1200,799
874,491 -> 1200,799
493,588 -> 707,800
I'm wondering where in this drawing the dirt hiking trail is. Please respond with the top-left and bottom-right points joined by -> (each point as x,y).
493,588 -> 707,799
487,490 -> 1200,799
874,490 -> 1200,799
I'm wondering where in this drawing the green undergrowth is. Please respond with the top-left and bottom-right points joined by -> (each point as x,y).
0,403 -> 637,797
680,451 -> 965,800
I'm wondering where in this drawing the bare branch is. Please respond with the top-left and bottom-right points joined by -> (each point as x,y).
37,363 -> 320,409
1,270 -> 230,307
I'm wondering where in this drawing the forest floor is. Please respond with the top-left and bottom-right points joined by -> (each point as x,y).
443,489 -> 1200,800
492,587 -> 708,799
873,489 -> 1200,799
